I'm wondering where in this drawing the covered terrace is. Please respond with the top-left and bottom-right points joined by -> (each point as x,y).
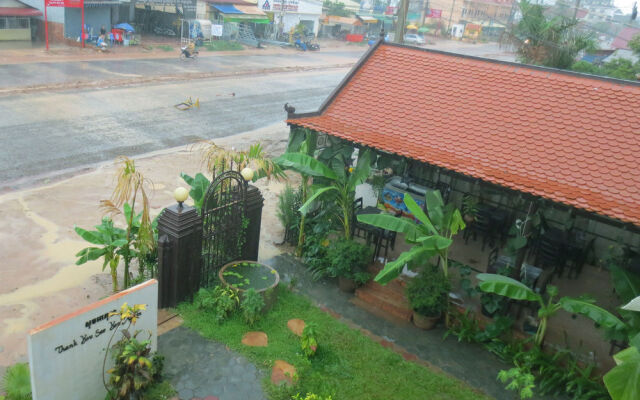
284,40 -> 640,370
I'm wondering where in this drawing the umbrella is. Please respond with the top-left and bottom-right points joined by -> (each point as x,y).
406,24 -> 418,30
114,23 -> 135,32
418,27 -> 429,33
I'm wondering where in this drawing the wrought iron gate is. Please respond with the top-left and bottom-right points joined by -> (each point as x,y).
201,171 -> 247,286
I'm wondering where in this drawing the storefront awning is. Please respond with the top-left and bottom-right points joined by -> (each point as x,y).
0,7 -> 42,16
357,15 -> 377,23
322,15 -> 360,26
212,4 -> 243,13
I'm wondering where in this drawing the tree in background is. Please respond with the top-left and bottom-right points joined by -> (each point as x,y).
629,33 -> 640,56
571,58 -> 640,81
512,0 -> 596,69
323,0 -> 351,17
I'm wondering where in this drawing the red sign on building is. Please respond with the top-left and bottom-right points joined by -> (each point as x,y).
45,0 -> 83,7
428,9 -> 442,18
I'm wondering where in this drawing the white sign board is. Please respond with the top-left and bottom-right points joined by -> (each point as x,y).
28,280 -> 158,400
211,24 -> 223,37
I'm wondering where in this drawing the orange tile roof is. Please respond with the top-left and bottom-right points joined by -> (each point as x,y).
288,42 -> 640,226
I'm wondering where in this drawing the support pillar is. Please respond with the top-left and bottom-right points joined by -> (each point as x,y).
242,184 -> 264,261
156,202 -> 202,308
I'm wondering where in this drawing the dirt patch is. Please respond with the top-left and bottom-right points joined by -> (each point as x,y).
270,360 -> 296,386
287,319 -> 305,337
241,331 -> 268,347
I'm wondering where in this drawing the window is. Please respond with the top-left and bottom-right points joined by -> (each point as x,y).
0,18 -> 7,29
5,17 -> 29,29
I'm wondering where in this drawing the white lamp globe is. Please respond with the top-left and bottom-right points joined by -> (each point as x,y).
241,167 -> 254,181
174,187 -> 189,203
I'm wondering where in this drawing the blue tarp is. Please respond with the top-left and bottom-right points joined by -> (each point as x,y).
211,4 -> 243,14
114,22 -> 135,32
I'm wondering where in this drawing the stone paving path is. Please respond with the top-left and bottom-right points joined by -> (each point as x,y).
158,326 -> 266,400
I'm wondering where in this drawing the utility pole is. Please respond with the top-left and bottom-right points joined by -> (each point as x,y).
573,0 -> 581,20
447,0 -> 456,37
395,0 -> 409,43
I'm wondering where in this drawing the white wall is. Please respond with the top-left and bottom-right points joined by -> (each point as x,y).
20,0 -> 64,23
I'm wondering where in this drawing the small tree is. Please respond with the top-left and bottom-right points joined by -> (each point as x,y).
629,33 -> 640,56
511,0 -> 596,69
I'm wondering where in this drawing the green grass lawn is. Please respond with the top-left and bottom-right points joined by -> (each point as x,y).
177,288 -> 490,400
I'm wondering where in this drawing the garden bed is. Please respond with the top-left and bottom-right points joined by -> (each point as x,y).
178,288 -> 489,399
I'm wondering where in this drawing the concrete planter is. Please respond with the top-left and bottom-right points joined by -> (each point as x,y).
412,311 -> 440,330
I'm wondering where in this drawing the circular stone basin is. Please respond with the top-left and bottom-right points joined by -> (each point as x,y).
219,260 -> 280,309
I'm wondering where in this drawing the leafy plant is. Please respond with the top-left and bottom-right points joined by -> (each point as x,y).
180,172 -> 210,214
406,265 -> 450,317
292,392 -> 333,400
104,303 -> 163,400
604,296 -> 640,400
461,195 -> 478,221
198,141 -> 285,181
277,184 -> 303,246
75,217 -> 127,292
277,149 -> 372,241
357,191 -> 464,284
241,288 -> 265,326
101,157 -> 154,289
1,363 -> 31,400
301,322 -> 318,358
497,366 -> 535,399
476,273 -> 625,346
194,286 -> 239,323
324,240 -> 371,284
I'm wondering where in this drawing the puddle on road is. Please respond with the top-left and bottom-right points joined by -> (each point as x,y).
0,197 -> 102,307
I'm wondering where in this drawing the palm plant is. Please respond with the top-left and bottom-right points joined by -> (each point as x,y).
276,149 -> 372,241
75,217 -> 127,292
357,191 -> 464,284
510,0 -> 596,69
476,273 -> 625,347
101,156 -> 154,289
197,141 -> 285,181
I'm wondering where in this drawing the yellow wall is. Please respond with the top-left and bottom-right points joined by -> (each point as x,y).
0,28 -> 30,40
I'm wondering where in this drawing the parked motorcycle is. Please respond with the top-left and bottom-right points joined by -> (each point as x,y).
306,40 -> 320,51
180,47 -> 199,60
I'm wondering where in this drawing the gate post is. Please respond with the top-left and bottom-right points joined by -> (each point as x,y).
156,200 -> 202,308
243,184 -> 264,261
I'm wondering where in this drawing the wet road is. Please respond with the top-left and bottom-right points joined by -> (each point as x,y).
0,69 -> 347,188
0,50 -> 363,89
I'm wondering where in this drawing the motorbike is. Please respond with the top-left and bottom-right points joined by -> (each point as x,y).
180,47 -> 199,60
306,40 -> 320,51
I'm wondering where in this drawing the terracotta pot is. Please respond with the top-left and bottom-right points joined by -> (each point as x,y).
338,276 -> 357,293
463,214 -> 475,224
412,311 -> 440,330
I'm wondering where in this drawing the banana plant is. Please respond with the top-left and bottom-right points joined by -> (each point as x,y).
277,149 -> 372,241
180,172 -> 211,214
604,296 -> 640,400
75,217 -> 128,292
357,191 -> 465,284
476,273 -> 626,347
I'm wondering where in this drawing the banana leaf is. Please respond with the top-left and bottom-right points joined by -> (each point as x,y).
425,190 -> 445,228
74,226 -> 105,246
357,213 -> 421,241
476,273 -> 541,302
403,193 -> 437,235
299,186 -> 336,215
623,295 -> 640,312
347,150 -> 372,189
180,172 -> 210,212
604,345 -> 640,400
611,266 -> 640,304
559,297 -> 626,331
375,246 -> 437,284
75,247 -> 107,266
275,153 -> 337,180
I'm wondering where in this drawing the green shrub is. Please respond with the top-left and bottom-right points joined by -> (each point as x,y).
194,286 -> 239,323
301,322 -> 318,358
1,363 -> 31,400
406,265 -> 450,317
241,288 -> 265,326
325,239 -> 371,284
202,40 -> 243,51
277,184 -> 302,245
292,392 -> 333,400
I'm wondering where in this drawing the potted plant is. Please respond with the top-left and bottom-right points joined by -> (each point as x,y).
461,195 -> 479,224
326,239 -> 372,293
406,265 -> 451,329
